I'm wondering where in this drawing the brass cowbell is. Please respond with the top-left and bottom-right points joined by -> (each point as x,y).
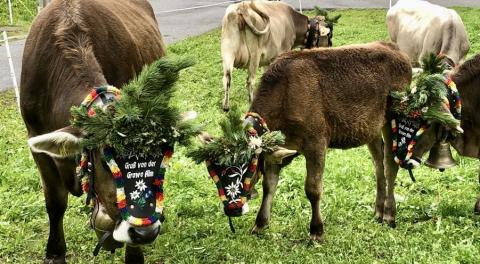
425,141 -> 456,172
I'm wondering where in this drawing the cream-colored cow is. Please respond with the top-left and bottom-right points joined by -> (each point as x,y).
387,0 -> 470,67
221,1 -> 334,111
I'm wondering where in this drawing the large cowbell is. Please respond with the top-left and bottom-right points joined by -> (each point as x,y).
425,140 -> 456,171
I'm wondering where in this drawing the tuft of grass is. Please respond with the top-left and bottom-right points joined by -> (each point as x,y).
1,8 -> 480,263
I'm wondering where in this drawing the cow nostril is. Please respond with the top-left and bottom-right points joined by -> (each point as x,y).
128,226 -> 160,244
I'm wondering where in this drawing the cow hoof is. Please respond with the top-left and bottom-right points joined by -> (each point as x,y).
223,107 -> 230,112
309,233 -> 325,243
374,215 -> 383,223
250,225 -> 265,235
385,219 -> 396,228
43,255 -> 66,264
474,200 -> 480,215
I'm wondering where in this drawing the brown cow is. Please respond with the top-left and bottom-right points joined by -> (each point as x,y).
221,1 -> 336,111
244,41 -> 412,240
20,0 -> 166,263
404,53 -> 480,217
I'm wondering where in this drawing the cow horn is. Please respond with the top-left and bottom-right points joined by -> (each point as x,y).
266,147 -> 297,164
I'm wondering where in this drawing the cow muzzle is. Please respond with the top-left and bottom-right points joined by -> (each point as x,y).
113,220 -> 161,245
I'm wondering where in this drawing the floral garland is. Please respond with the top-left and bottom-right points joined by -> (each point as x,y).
75,87 -> 174,227
443,76 -> 462,119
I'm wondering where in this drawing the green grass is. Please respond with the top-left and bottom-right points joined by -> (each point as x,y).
0,0 -> 37,26
1,8 -> 480,264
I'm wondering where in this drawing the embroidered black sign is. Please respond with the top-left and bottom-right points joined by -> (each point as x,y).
117,155 -> 163,218
392,115 -> 427,168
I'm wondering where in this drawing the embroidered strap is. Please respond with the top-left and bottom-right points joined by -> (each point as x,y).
443,76 -> 462,120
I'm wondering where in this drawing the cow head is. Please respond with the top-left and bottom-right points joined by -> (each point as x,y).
27,57 -> 196,252
390,72 -> 463,170
305,7 -> 341,48
188,109 -> 294,220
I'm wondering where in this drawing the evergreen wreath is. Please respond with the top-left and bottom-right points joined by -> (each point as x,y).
314,6 -> 342,26
389,53 -> 460,129
187,107 -> 285,167
70,56 -> 200,157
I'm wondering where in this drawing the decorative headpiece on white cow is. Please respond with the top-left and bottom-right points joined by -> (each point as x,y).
389,53 -> 462,174
70,57 -> 199,253
305,7 -> 341,48
187,107 -> 285,231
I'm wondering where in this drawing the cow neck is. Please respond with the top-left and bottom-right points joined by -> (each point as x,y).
76,87 -> 172,228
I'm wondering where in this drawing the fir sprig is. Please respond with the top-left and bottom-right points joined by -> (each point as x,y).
314,6 -> 342,26
70,56 -> 199,157
389,54 -> 460,128
187,107 -> 285,167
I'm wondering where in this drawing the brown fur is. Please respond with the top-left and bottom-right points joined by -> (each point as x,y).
248,41 -> 411,238
20,0 -> 165,262
450,54 -> 480,158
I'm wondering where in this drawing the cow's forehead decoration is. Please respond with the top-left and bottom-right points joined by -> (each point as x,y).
186,108 -> 285,231
389,70 -> 462,173
75,86 -> 174,227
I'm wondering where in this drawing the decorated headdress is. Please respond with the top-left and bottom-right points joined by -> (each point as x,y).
389,53 -> 462,171
187,107 -> 284,222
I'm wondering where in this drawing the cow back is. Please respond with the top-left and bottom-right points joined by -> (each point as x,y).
250,42 -> 411,150
20,0 -> 166,135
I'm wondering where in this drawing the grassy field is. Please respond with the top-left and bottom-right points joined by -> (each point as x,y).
1,7 -> 480,264
0,0 -> 37,27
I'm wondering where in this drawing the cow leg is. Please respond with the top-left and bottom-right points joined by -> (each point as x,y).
222,51 -> 234,112
367,136 -> 386,222
251,162 -> 281,234
246,55 -> 261,103
304,141 -> 327,241
33,153 -> 68,264
382,126 -> 399,227
125,246 -> 144,264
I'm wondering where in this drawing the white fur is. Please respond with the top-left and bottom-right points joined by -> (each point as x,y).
320,27 -> 330,37
242,202 -> 250,215
112,220 -> 160,244
406,159 -> 420,168
28,131 -> 82,158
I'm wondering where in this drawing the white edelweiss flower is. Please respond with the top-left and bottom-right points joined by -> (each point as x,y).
130,190 -> 140,200
225,179 -> 241,199
248,136 -> 263,149
421,106 -> 428,113
135,179 -> 147,192
401,96 -> 408,103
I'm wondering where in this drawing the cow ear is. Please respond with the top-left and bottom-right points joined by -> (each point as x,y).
264,147 -> 297,164
28,126 -> 84,158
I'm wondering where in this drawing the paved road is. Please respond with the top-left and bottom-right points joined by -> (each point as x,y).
1,0 -> 479,91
